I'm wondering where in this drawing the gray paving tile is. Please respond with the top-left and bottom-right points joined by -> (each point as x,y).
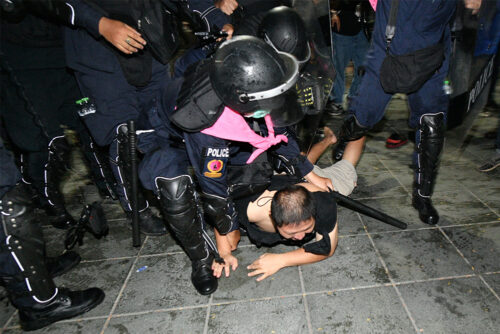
352,172 -> 407,199
435,164 -> 498,194
105,308 -> 207,334
375,153 -> 414,172
301,235 -> 390,292
390,166 -> 482,195
115,254 -> 210,313
382,170 -> 492,226
208,296 -> 308,334
140,232 -> 183,255
442,223 -> 500,274
44,219 -> 141,261
7,259 -> 133,329
337,206 -> 365,235
371,229 -> 474,282
212,245 -> 301,303
307,287 -> 415,334
3,318 -> 106,334
461,177 -> 500,215
432,190 -> 498,226
355,153 -> 388,174
357,196 -> 422,232
398,277 -> 500,333
482,273 -> 500,295
55,259 -> 133,318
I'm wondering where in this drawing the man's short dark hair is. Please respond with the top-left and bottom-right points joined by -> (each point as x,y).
271,185 -> 316,227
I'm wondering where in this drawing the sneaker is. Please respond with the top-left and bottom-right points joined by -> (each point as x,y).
386,132 -> 408,149
478,155 -> 500,172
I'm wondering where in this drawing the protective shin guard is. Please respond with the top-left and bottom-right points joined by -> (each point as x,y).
333,114 -> 369,161
85,139 -> 118,200
45,136 -> 76,229
412,113 -> 445,225
1,183 -> 58,306
1,185 -> 105,331
201,193 -> 236,235
156,176 -> 217,295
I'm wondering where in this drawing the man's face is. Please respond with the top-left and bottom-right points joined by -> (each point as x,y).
276,218 -> 315,241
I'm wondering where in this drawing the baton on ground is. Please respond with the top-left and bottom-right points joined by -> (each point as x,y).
329,191 -> 407,229
128,120 -> 141,247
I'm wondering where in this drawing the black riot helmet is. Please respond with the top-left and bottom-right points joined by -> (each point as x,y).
209,35 -> 303,127
258,6 -> 310,65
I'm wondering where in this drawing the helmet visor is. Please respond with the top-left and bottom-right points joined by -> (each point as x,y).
242,51 -> 299,103
243,52 -> 304,127
250,88 -> 304,127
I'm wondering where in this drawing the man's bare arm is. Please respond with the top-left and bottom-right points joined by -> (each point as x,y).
247,223 -> 339,281
212,229 -> 240,278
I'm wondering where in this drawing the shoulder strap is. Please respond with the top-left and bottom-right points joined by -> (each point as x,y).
385,0 -> 399,50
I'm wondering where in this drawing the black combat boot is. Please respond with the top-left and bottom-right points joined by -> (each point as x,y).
125,207 -> 167,236
16,287 -> 105,331
332,114 -> 369,161
412,113 -> 445,225
156,175 -> 218,295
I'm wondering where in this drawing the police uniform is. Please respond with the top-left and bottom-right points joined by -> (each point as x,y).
349,0 -> 456,128
63,0 -> 229,231
164,36 -> 311,238
338,0 -> 457,225
63,0 -> 230,294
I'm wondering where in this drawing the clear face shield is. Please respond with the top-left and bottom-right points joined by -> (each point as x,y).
289,0 -> 335,151
241,51 -> 305,127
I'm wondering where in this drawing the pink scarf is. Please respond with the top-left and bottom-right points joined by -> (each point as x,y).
201,107 -> 288,164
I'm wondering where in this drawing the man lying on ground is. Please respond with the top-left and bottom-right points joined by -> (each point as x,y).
212,131 -> 364,280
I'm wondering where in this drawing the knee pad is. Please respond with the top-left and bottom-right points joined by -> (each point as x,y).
201,193 -> 235,235
155,175 -> 196,222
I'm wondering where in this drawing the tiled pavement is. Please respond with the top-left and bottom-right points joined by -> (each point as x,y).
1,96 -> 499,333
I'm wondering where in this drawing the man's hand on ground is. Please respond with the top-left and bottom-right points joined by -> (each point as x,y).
247,253 -> 284,281
212,254 -> 238,278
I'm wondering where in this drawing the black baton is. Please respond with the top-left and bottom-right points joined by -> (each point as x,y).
128,120 -> 141,247
330,191 -> 407,229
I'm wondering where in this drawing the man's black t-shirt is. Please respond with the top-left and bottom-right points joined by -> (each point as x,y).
333,0 -> 363,36
234,175 -> 337,255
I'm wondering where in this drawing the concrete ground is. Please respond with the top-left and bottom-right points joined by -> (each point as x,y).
1,83 -> 499,333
